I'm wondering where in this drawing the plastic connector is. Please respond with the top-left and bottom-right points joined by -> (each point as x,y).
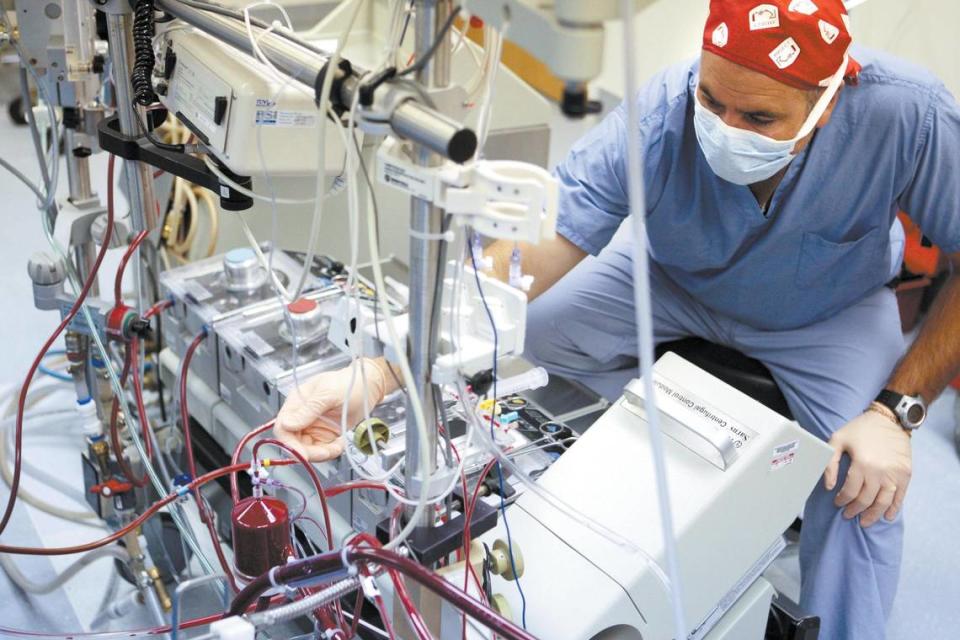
209,617 -> 256,640
471,234 -> 494,272
508,246 -> 535,292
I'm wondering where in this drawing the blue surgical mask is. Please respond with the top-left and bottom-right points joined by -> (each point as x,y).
693,57 -> 847,186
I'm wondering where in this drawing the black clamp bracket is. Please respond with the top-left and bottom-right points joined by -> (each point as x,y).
375,485 -> 499,566
314,58 -> 354,117
97,114 -> 254,211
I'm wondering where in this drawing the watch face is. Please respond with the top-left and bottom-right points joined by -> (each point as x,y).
906,403 -> 926,426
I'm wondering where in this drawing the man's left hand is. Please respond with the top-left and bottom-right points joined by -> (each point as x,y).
823,409 -> 913,528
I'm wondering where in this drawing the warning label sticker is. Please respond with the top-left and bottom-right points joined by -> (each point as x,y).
770,440 -> 799,471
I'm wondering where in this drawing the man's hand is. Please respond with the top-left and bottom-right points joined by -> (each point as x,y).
274,358 -> 389,462
824,406 -> 912,528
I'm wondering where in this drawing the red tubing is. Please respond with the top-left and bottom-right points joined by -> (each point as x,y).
114,229 -> 149,307
0,461 -> 294,556
349,547 -> 537,640
109,343 -> 149,487
0,154 -> 117,536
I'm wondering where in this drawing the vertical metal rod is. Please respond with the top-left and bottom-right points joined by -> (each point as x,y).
404,0 -> 453,526
64,129 -> 94,202
105,13 -> 159,313
64,126 -> 100,298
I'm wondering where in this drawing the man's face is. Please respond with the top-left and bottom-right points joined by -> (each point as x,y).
698,51 -> 839,154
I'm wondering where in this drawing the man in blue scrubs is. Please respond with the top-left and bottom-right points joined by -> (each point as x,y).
276,0 -> 960,637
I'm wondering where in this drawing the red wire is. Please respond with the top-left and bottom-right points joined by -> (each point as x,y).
325,480 -> 387,497
114,229 -> 149,307
179,330 -> 207,496
350,533 -> 433,640
252,439 -> 334,551
349,544 -> 537,640
143,299 -> 173,320
462,460 -> 498,640
0,154 -> 118,537
230,421 -> 273,502
347,586 -> 365,638
177,327 -> 239,591
128,338 -> 155,464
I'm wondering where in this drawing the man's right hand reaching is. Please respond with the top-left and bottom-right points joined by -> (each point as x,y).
274,357 -> 393,461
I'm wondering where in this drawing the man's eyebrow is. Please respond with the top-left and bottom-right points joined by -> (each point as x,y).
741,109 -> 780,119
701,83 -> 785,119
700,85 -> 721,104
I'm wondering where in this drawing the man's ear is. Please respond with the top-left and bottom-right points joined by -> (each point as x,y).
816,84 -> 844,129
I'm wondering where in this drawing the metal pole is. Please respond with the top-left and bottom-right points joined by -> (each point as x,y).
104,13 -> 159,313
404,0 -> 453,526
64,126 -> 99,298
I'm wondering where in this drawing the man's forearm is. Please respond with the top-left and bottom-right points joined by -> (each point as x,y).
486,235 -> 587,300
887,265 -> 960,403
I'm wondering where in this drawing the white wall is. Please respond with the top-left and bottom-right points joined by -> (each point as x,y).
597,0 -> 960,100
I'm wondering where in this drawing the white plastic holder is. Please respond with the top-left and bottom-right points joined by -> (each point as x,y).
209,617 -> 255,640
362,262 -> 527,384
376,137 -> 558,245
327,296 -> 385,360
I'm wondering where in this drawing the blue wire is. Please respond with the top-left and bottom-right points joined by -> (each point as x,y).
43,349 -> 67,357
38,365 -> 72,382
469,239 -> 528,628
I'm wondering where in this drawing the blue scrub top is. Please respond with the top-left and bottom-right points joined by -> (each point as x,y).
555,47 -> 960,331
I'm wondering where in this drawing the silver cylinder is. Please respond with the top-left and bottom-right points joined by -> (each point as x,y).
154,0 -> 474,162
404,0 -> 454,527
64,128 -> 93,203
222,247 -> 267,292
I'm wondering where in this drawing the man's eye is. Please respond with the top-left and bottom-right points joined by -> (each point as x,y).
746,114 -> 774,126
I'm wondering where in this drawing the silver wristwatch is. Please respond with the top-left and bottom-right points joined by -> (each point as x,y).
875,389 -> 927,430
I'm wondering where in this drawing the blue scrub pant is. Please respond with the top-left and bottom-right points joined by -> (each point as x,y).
525,226 -> 906,640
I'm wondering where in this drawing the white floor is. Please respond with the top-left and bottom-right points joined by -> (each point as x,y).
1,103 -> 959,638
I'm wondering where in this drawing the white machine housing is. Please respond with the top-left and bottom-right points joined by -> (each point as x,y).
470,353 -> 833,640
155,28 -> 345,176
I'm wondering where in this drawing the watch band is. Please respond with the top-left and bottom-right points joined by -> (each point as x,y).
874,389 -> 903,414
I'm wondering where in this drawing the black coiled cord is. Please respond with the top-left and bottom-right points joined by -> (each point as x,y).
131,0 -> 158,107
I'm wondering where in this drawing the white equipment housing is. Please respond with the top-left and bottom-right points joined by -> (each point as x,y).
155,28 -> 344,176
471,353 -> 833,639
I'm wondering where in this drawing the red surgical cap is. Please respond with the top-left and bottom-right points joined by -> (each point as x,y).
702,0 -> 861,90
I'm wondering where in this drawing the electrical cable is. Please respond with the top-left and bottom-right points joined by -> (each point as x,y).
131,0 -> 159,106
289,0 -> 365,303
468,245 -> 527,627
398,5 -> 462,77
619,1 -> 687,634
332,89 -> 432,545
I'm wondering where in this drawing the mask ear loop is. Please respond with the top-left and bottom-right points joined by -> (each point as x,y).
794,54 -> 849,142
